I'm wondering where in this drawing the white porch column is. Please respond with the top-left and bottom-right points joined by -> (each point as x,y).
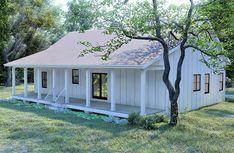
110,70 -> 116,111
52,69 -> 56,101
140,69 -> 146,115
24,68 -> 28,97
12,67 -> 16,96
86,69 -> 90,107
64,69 -> 69,103
37,68 -> 41,99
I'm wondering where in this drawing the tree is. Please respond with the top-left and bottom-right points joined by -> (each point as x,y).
199,0 -> 234,84
81,0 -> 227,125
2,0 -> 64,86
64,0 -> 100,32
0,0 -> 13,84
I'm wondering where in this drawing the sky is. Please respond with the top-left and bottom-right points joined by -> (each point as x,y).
53,0 -> 190,12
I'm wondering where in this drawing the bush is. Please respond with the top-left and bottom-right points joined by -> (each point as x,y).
128,112 -> 141,125
226,97 -> 234,102
140,115 -> 157,130
128,112 -> 167,130
140,114 -> 167,130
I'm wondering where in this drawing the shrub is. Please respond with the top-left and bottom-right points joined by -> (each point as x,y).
154,114 -> 167,123
226,97 -> 234,102
140,115 -> 157,130
140,114 -> 167,130
128,112 -> 167,130
128,112 -> 141,125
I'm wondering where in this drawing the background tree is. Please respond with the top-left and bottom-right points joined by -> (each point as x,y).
0,0 -> 13,85
81,0 -> 228,125
64,0 -> 101,32
2,0 -> 64,86
200,0 -> 234,86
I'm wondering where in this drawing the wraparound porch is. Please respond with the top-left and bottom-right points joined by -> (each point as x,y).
13,92 -> 164,118
11,65 -> 166,118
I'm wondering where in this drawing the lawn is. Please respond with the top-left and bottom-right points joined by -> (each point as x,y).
0,84 -> 34,99
0,101 -> 233,153
226,88 -> 234,95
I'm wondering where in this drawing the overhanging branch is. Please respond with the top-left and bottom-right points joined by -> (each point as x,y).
122,30 -> 165,44
184,45 -> 223,57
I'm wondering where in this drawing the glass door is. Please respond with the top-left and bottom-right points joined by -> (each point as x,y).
92,73 -> 108,100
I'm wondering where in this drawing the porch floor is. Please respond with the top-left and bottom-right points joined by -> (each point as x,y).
13,92 -> 164,118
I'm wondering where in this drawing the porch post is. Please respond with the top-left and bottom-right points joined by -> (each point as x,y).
64,69 -> 69,103
37,68 -> 41,99
140,69 -> 146,115
52,68 -> 56,101
86,69 -> 90,107
12,67 -> 16,96
24,68 -> 28,97
110,70 -> 116,111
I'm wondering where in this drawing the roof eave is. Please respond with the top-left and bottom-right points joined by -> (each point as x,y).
4,64 -> 145,69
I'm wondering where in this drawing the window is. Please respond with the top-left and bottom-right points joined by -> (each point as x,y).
72,69 -> 79,84
193,74 -> 201,91
42,72 -> 47,88
205,74 -> 210,94
219,73 -> 224,91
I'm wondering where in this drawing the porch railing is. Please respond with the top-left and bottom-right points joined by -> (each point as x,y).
55,88 -> 65,102
44,88 -> 53,100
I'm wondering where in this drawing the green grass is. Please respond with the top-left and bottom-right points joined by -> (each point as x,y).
226,88 -> 234,95
0,101 -> 233,153
0,84 -> 34,99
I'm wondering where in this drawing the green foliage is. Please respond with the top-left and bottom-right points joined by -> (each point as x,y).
195,0 -> 233,75
128,112 -> 167,130
199,0 -> 234,80
140,114 -> 167,130
0,1 -> 17,84
225,97 -> 234,102
0,84 -> 34,99
79,0 -> 230,75
0,0 -> 65,85
64,0 -> 100,32
80,34 -> 130,60
0,0 -> 10,49
140,115 -> 158,130
128,112 -> 141,125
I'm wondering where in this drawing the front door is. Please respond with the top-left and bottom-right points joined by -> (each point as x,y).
92,73 -> 108,100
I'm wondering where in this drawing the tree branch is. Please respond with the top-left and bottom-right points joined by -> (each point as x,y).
152,0 -> 162,38
181,0 -> 194,46
122,30 -> 164,43
184,45 -> 223,57
169,31 -> 180,40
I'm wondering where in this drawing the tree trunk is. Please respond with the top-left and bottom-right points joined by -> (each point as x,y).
2,48 -> 11,86
6,66 -> 11,86
170,99 -> 178,126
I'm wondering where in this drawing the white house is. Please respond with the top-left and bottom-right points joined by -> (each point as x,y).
4,30 -> 225,118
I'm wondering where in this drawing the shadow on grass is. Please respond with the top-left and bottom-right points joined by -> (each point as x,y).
204,108 -> 234,117
0,100 -> 131,135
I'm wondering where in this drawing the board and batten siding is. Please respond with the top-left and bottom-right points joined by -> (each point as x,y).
114,69 -> 166,110
33,47 -> 225,113
156,47 -> 225,113
34,69 -> 87,99
34,68 -> 166,110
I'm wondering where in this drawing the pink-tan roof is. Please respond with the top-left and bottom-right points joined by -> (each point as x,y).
4,30 -> 164,68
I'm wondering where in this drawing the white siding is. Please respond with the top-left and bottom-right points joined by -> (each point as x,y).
157,47 -> 225,112
33,47 -> 225,112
